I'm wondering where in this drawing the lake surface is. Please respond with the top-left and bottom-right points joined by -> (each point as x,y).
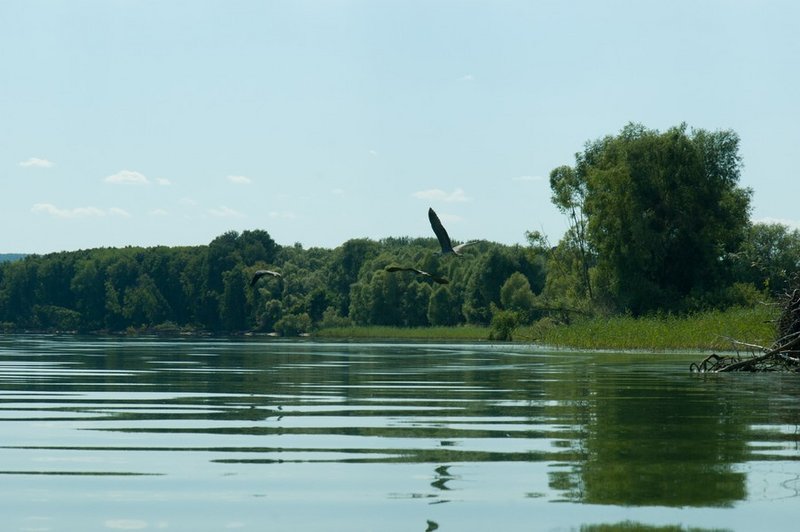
0,336 -> 798,531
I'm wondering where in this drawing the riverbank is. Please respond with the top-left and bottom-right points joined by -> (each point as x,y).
316,305 -> 779,351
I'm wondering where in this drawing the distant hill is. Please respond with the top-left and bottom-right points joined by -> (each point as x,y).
0,254 -> 26,263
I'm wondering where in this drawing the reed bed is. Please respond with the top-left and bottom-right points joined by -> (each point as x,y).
317,305 -> 778,351
517,305 -> 778,351
314,325 -> 489,341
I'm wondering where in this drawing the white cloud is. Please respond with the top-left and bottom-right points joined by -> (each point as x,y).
105,170 -> 150,185
208,205 -> 244,218
412,187 -> 470,202
108,207 -> 131,218
19,157 -> 54,168
31,203 -> 128,219
512,175 -> 544,182
149,208 -> 169,216
156,177 -> 172,186
227,175 -> 252,185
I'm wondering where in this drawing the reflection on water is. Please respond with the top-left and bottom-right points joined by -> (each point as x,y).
1,336 -> 799,531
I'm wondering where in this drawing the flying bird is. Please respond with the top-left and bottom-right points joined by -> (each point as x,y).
385,266 -> 449,285
250,269 -> 282,287
428,207 -> 478,255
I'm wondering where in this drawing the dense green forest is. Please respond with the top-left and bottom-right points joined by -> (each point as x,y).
2,123 -> 799,336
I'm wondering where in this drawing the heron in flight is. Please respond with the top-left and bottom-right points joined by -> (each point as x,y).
250,269 -> 282,287
385,266 -> 449,285
428,207 -> 478,255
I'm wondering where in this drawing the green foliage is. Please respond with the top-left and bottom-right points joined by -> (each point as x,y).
488,305 -> 520,341
518,305 -> 777,351
0,229 -> 547,335
499,272 -> 537,322
551,122 -> 752,315
729,222 -> 800,294
274,312 -> 312,336
315,325 -> 489,340
427,286 -> 462,326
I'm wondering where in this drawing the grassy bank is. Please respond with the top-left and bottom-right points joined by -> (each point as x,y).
518,305 -> 778,351
314,325 -> 489,341
315,305 -> 779,351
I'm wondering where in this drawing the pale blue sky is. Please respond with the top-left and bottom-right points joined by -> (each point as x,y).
3,1 -> 798,254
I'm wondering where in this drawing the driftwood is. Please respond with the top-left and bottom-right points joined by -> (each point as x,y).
691,288 -> 800,373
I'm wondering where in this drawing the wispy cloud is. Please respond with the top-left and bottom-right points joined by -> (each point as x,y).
412,187 -> 470,203
156,177 -> 172,186
227,175 -> 252,185
105,170 -> 150,185
19,157 -> 54,168
208,205 -> 244,218
108,207 -> 131,218
32,203 -> 129,219
149,208 -> 169,216
512,175 -> 544,182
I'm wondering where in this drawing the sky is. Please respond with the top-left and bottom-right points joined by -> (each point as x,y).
2,0 -> 799,255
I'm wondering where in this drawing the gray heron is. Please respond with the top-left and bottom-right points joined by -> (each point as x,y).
428,207 -> 478,255
250,269 -> 282,287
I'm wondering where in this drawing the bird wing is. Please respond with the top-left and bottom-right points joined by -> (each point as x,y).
428,208 -> 453,253
250,269 -> 281,287
386,265 -> 448,284
249,271 -> 265,287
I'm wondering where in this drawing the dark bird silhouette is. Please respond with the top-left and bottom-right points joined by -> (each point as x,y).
385,266 -> 449,285
249,269 -> 282,287
428,207 -> 478,255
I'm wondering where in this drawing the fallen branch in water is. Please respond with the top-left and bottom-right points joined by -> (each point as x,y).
691,289 -> 800,372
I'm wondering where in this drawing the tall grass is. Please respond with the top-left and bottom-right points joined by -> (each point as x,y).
516,305 -> 779,351
314,305 -> 779,351
314,325 -> 489,341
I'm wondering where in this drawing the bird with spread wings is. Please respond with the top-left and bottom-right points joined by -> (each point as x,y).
428,207 -> 479,256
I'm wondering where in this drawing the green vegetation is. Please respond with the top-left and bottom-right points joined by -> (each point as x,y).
517,305 -> 778,351
316,325 -> 489,341
315,305 -> 777,351
1,122 -> 797,345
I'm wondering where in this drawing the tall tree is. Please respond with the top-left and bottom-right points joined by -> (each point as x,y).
550,165 -> 593,301
565,123 -> 751,314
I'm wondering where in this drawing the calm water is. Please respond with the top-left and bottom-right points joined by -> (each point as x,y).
1,336 -> 799,531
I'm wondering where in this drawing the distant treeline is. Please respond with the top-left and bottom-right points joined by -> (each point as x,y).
0,254 -> 26,263
2,122 -> 799,336
0,230 -> 547,334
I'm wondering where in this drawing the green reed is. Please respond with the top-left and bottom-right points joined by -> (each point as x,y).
314,325 -> 489,341
517,305 -> 779,351
315,305 -> 779,351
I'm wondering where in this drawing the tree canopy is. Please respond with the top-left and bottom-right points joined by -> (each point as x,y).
549,122 -> 754,315
0,231 -> 545,334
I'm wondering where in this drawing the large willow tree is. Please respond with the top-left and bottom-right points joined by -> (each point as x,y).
556,122 -> 752,315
